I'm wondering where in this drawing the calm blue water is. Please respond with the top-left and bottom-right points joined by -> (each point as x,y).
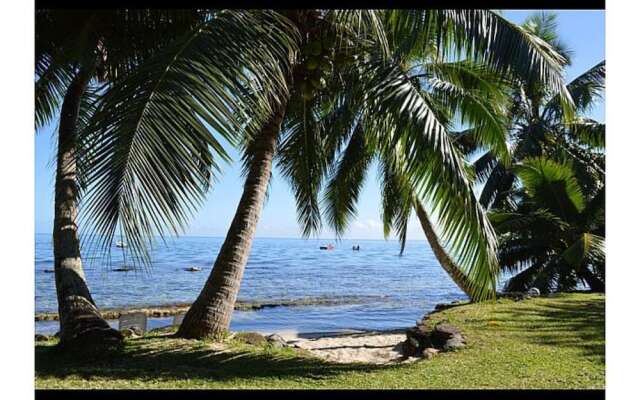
35,234 -> 469,334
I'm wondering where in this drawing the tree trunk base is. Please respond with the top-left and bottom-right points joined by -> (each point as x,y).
175,305 -> 228,341
57,295 -> 124,350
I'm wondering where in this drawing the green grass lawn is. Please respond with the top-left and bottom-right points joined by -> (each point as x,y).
35,293 -> 604,389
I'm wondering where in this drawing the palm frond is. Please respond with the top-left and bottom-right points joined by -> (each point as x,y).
566,118 -> 605,149
490,209 -> 568,235
425,61 -> 511,162
521,11 -> 573,63
515,157 -> 585,217
378,151 -> 413,254
546,60 -> 605,120
79,10 -> 300,266
35,57 -> 74,130
504,259 -> 551,292
322,124 -> 375,237
327,10 -> 390,59
561,233 -> 605,268
478,162 -> 516,210
364,64 -> 499,301
277,106 -> 329,237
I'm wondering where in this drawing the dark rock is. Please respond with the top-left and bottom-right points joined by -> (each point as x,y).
429,324 -> 464,349
265,333 -> 287,348
401,337 -> 420,357
235,332 -> 267,346
406,327 -> 432,350
53,331 -> 60,338
442,335 -> 466,351
433,323 -> 461,335
35,334 -> 50,342
430,324 -> 459,346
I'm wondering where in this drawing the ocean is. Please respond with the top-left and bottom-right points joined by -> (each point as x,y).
35,233 -> 470,335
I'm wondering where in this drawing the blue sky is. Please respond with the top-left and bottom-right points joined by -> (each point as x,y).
34,10 -> 605,240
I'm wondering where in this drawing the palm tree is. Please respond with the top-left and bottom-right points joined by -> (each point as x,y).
78,10 -> 301,341
474,13 -> 605,211
320,59 -> 513,300
35,9 -> 206,347
490,157 -> 604,293
81,9 -> 571,340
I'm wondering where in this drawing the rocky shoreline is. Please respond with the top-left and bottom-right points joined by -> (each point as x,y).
34,295 -> 385,321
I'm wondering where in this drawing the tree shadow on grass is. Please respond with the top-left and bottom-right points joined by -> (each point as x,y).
35,335 -> 397,384
491,297 -> 604,362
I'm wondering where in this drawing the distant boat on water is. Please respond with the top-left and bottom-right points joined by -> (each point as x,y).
115,240 -> 127,248
319,244 -> 334,250
184,266 -> 201,272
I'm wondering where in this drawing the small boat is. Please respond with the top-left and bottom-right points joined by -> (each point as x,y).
115,240 -> 127,248
113,266 -> 133,272
43,269 -> 55,273
319,244 -> 334,250
184,266 -> 201,272
352,245 -> 360,251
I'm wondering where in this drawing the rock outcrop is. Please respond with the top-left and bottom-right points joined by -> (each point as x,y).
401,321 -> 466,358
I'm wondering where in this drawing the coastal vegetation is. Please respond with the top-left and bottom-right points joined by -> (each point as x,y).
35,9 -> 209,346
35,293 -> 604,389
472,13 -> 605,292
54,9 -> 572,342
35,10 -> 605,393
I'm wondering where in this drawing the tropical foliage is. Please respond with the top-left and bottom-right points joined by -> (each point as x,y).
490,157 -> 604,292
471,13 -> 606,292
35,9 -> 213,346
35,9 -> 604,342
473,13 -> 605,211
79,10 -> 299,264
71,10 -> 574,339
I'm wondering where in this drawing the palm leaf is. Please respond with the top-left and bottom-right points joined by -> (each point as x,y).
562,232 -> 605,268
35,57 -> 74,130
322,124 -> 375,237
515,157 -> 586,217
362,64 -> 499,301
546,60 -> 605,120
277,105 -> 329,237
79,10 -> 300,266
566,118 -> 605,149
424,61 -> 512,162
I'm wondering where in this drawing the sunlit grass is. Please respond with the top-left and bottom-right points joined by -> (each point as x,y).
35,293 -> 604,389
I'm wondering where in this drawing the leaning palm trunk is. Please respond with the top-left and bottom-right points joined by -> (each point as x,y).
177,99 -> 289,339
414,199 -> 477,298
53,72 -> 122,347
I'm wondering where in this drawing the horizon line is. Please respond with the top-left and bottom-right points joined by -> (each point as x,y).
34,232 -> 423,242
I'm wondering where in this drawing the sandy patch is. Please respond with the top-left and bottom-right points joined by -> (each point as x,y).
278,330 -> 416,365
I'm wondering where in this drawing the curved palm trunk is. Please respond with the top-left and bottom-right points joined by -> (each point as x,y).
413,199 -> 477,298
54,71 -> 122,347
177,100 -> 289,339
